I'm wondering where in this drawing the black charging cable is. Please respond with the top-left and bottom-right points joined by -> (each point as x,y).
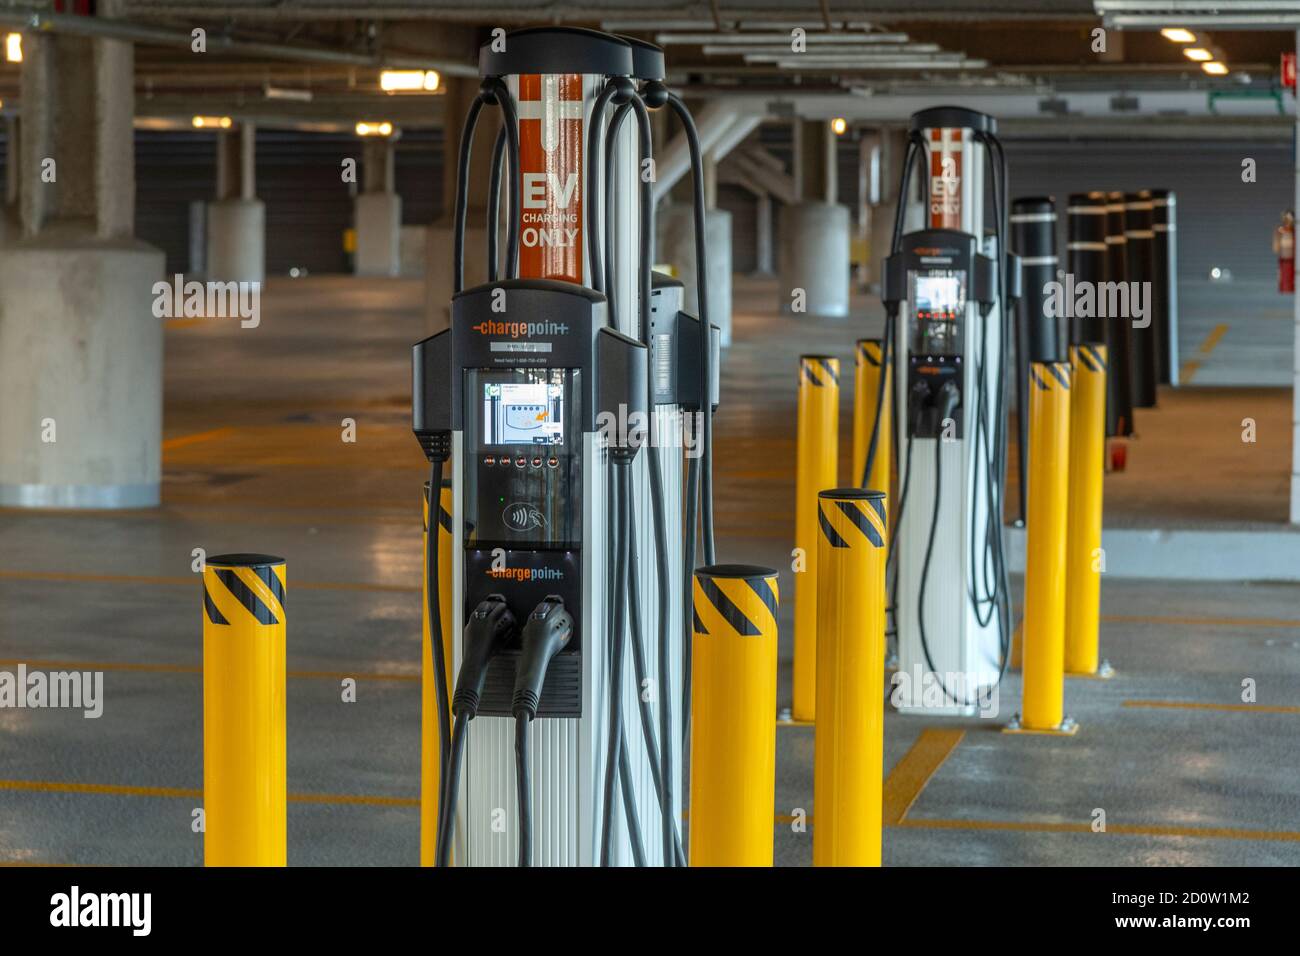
435,593 -> 516,867
510,596 -> 573,867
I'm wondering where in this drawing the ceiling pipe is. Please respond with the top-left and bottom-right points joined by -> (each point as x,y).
0,9 -> 478,76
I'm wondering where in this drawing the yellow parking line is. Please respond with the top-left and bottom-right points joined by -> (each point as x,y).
161,427 -> 235,451
0,778 -> 418,808
1123,699 -> 1300,715
882,728 -> 965,825
0,658 -> 417,683
892,817 -> 1300,842
1179,323 -> 1228,384
1103,613 -> 1300,629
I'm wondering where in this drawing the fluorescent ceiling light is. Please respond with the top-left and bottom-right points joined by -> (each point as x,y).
1183,47 -> 1212,61
380,69 -> 440,93
656,31 -> 910,45
356,121 -> 394,136
192,115 -> 233,129
1201,61 -> 1228,75
1160,27 -> 1196,43
706,43 -> 939,56
773,59 -> 983,71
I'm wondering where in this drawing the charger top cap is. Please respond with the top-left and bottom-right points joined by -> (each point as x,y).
910,105 -> 997,135
479,26 -> 636,78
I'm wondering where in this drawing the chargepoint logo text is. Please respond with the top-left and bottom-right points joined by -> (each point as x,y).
471,319 -> 570,338
487,566 -> 565,583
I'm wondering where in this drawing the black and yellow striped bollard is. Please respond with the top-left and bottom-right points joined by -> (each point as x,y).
690,564 -> 780,866
814,489 -> 886,867
852,338 -> 891,503
202,553 -> 287,866
1013,362 -> 1076,735
793,355 -> 839,722
1065,345 -> 1112,679
421,478 -> 455,866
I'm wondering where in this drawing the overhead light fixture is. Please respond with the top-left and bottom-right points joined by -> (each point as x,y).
379,69 -> 441,93
192,115 -> 233,129
5,33 -> 21,63
708,43 -> 940,57
264,85 -> 313,103
356,121 -> 394,137
1183,47 -> 1213,62
1160,28 -> 1197,43
831,117 -> 848,135
1202,61 -> 1229,75
658,31 -> 911,45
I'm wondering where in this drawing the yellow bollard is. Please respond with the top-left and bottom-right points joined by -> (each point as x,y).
793,355 -> 839,722
852,338 -> 892,504
689,564 -> 780,866
202,553 -> 287,866
1017,362 -> 1075,734
421,479 -> 455,867
813,489 -> 887,867
1065,345 -> 1111,678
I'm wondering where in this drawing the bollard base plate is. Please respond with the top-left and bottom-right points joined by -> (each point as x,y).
1002,713 -> 1079,736
1066,659 -> 1115,680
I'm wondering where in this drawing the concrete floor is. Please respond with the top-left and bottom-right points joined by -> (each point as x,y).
0,274 -> 1297,865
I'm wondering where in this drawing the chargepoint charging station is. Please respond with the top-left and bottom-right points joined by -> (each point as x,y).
412,28 -> 718,867
869,107 -> 1019,716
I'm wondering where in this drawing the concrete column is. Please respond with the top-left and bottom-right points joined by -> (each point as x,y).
207,123 -> 264,282
188,200 -> 206,276
783,119 -> 849,317
0,21 -> 164,508
657,203 -> 733,346
780,203 -> 850,318
0,115 -> 18,242
355,138 -> 402,277
427,76 -> 498,331
753,192 -> 774,276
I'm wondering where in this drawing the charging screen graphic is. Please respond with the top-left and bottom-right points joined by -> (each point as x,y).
482,381 -> 565,445
464,368 -> 581,549
912,271 -> 966,356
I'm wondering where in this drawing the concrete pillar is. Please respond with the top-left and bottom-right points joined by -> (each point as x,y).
657,202 -> 733,346
355,138 -> 402,277
1,115 -> 18,241
207,123 -> 264,283
0,21 -> 164,508
780,203 -> 850,318
783,119 -> 849,317
427,76 -> 497,331
188,200 -> 206,276
754,192 -> 774,276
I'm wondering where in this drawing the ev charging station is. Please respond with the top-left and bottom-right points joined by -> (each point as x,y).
875,107 -> 1019,716
412,28 -> 718,867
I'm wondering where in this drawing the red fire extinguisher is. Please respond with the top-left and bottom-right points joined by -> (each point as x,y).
1274,212 -> 1295,294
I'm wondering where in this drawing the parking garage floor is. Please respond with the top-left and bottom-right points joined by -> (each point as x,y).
0,275 -> 1296,866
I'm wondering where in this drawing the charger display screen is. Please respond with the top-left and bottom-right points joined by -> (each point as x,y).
482,381 -> 565,446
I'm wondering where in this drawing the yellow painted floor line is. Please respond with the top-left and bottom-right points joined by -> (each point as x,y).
0,658 -> 417,683
882,728 -> 965,825
1123,699 -> 1300,715
0,778 -> 418,808
1178,322 -> 1229,384
161,427 -> 235,451
1103,613 -> 1300,629
0,569 -> 419,594
892,817 -> 1300,842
